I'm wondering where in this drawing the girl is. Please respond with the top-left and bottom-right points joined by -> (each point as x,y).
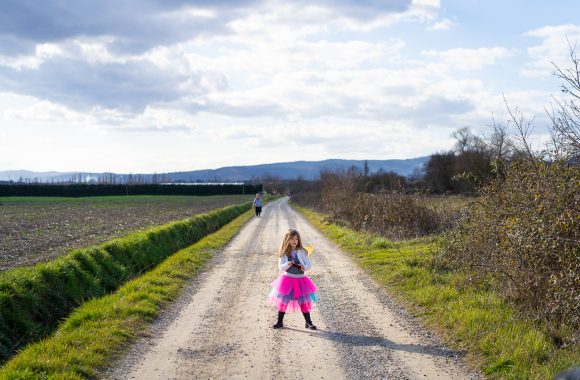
268,229 -> 318,329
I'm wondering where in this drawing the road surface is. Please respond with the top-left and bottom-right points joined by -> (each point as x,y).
106,197 -> 475,379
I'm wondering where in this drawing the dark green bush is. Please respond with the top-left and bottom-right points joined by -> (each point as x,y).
0,202 -> 250,363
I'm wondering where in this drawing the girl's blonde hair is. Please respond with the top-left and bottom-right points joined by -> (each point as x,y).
278,229 -> 304,258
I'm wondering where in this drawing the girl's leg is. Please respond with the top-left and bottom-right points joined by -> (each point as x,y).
302,312 -> 316,330
273,308 -> 286,329
300,303 -> 316,330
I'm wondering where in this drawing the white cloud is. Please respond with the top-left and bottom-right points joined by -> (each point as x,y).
1,93 -> 88,122
0,92 -> 196,133
522,24 -> 580,78
208,116 -> 453,160
0,43 -> 64,70
188,58 -> 487,124
429,18 -> 455,31
229,0 -> 436,34
96,106 -> 198,132
422,47 -> 515,70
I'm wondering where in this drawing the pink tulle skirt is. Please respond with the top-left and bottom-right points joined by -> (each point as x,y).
268,275 -> 318,313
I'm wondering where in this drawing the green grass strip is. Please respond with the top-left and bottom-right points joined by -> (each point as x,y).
0,202 -> 251,363
0,208 -> 255,379
294,204 -> 580,380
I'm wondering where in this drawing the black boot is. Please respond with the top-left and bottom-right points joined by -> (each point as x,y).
303,312 -> 317,330
273,311 -> 285,329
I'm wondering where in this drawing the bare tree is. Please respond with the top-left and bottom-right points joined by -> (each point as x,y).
548,42 -> 580,157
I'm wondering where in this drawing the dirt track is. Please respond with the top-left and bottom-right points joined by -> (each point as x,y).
106,197 -> 476,379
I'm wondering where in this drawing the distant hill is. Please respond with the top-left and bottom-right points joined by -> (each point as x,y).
167,157 -> 429,182
0,157 -> 429,183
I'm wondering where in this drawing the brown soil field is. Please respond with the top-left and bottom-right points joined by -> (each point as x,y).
0,195 -> 250,271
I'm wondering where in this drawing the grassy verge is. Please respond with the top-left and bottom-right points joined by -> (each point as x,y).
294,204 -> 580,380
0,207 -> 255,379
0,202 -> 251,363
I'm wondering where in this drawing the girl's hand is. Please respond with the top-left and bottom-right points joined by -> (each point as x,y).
299,264 -> 305,271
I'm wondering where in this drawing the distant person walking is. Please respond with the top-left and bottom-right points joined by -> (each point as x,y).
252,193 -> 263,217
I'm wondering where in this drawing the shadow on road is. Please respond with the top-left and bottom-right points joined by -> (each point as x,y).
281,327 -> 464,358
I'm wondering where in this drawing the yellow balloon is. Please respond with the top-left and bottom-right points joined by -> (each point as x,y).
305,245 -> 314,255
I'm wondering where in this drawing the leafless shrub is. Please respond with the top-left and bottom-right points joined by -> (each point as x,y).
441,157 -> 579,339
439,44 -> 580,339
550,40 -> 580,156
311,167 -> 462,239
346,192 -> 443,239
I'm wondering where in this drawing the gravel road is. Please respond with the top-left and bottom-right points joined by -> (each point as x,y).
105,197 -> 478,379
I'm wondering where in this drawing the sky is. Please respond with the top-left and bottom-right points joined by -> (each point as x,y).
0,0 -> 579,173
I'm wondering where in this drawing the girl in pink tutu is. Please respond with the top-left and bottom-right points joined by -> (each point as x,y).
269,228 -> 318,329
